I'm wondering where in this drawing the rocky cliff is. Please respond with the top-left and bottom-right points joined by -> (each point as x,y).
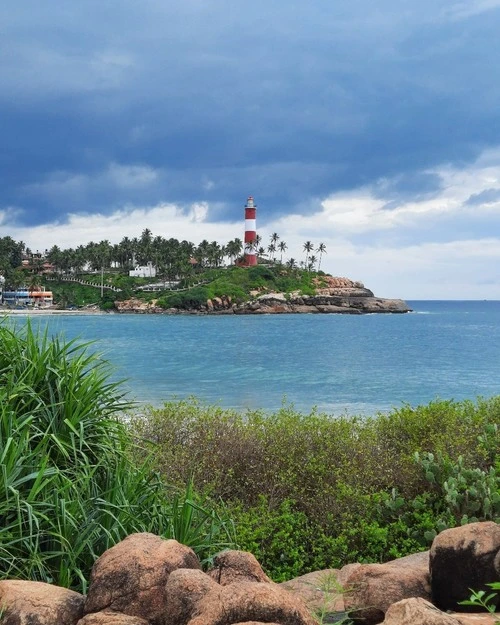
114,277 -> 412,315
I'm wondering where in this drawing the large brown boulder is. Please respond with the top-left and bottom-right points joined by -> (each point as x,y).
280,569 -> 344,619
208,550 -> 272,585
343,556 -> 431,624
165,568 -> 219,625
77,613 -> 149,625
430,521 -> 500,612
382,597 -> 462,625
186,581 -> 317,625
84,533 -> 200,624
0,580 -> 84,625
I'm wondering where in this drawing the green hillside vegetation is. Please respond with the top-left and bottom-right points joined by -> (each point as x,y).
0,232 -> 331,310
40,265 -> 328,311
156,266 -> 326,310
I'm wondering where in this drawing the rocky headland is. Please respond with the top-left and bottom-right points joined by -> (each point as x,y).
114,277 -> 412,315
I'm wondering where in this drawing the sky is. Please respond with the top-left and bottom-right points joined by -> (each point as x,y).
2,0 -> 500,298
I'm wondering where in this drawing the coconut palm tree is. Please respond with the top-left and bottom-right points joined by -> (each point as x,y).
308,255 -> 317,272
267,243 -> 276,263
226,238 -> 243,265
303,241 -> 314,268
270,233 -> 280,246
317,243 -> 327,271
278,241 -> 288,264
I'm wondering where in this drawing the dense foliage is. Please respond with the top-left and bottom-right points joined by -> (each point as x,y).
1,231 -> 330,311
131,397 -> 500,581
156,265 -> 325,310
0,324 -> 235,592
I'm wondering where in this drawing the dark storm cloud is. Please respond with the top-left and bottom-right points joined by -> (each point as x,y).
2,0 -> 500,226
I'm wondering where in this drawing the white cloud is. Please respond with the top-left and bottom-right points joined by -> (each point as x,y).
4,148 -> 500,300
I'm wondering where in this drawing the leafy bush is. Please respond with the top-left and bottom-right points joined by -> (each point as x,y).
131,396 -> 500,579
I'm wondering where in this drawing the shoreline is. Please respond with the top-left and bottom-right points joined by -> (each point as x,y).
0,308 -> 107,316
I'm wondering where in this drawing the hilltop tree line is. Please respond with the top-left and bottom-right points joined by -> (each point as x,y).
0,231 -> 327,287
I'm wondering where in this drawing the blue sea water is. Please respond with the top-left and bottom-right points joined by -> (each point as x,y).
8,300 -> 500,415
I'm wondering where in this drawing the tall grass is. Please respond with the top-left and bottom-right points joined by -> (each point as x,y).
0,323 -> 235,592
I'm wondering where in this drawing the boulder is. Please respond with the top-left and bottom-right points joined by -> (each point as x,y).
84,533 -> 200,624
208,550 -> 272,586
382,597 -> 461,625
452,614 -> 500,625
343,556 -> 431,625
77,613 -> 149,625
337,563 -> 362,587
165,568 -> 218,625
386,550 -> 430,570
0,580 -> 84,625
430,521 -> 500,612
187,581 -> 317,625
280,569 -> 344,621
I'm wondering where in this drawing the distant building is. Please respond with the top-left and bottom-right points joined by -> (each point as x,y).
129,262 -> 156,278
2,287 -> 53,308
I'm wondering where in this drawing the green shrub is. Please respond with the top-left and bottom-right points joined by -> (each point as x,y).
131,396 -> 500,580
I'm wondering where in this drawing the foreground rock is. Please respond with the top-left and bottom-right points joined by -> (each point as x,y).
280,569 -> 344,619
381,597 -> 463,625
81,539 -> 313,625
187,581 -> 316,625
430,522 -> 500,612
342,553 -> 431,624
84,533 -> 200,624
0,580 -> 84,625
4,523 -> 500,625
208,550 -> 273,585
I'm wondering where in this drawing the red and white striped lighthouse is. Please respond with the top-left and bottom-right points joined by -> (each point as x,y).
244,196 -> 257,266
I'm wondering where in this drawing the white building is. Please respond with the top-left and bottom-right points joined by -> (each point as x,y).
129,262 -> 156,278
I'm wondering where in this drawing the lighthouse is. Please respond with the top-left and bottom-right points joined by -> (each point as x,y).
244,196 -> 258,266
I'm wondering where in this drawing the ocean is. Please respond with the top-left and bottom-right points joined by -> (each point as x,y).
7,300 -> 500,415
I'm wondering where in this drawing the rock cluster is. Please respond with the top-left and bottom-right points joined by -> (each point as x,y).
2,522 -> 498,625
281,522 -> 500,625
115,280 -> 411,315
0,534 -> 314,625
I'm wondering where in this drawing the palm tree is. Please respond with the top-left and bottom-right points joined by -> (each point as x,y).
287,258 -> 296,270
308,255 -> 317,272
226,238 -> 243,265
303,241 -> 314,268
278,241 -> 288,264
317,243 -> 327,271
271,233 -> 280,246
267,243 -> 276,263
